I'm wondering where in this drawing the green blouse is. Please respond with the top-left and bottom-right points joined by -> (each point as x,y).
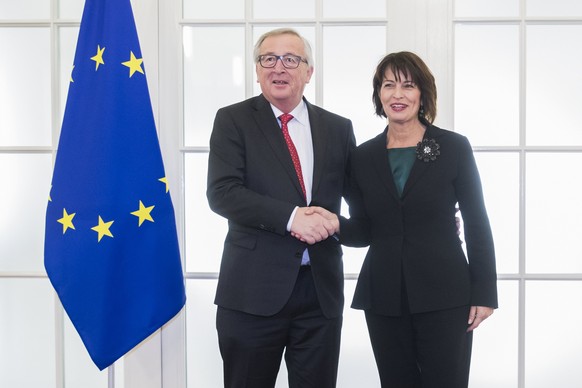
387,147 -> 416,197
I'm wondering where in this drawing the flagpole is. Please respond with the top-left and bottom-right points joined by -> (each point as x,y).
108,365 -> 115,388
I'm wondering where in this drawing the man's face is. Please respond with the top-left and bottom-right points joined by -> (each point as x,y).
256,34 -> 314,112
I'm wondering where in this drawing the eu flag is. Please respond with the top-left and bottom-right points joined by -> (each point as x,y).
44,0 -> 186,370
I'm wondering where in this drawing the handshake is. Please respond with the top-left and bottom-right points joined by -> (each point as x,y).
290,206 -> 339,245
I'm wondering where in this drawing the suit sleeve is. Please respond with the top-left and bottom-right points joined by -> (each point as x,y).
455,136 -> 498,308
339,152 -> 372,248
206,107 -> 296,236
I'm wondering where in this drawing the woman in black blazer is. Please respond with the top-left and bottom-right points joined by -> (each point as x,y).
310,52 -> 498,387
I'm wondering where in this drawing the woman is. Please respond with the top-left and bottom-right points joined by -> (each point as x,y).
318,52 -> 497,387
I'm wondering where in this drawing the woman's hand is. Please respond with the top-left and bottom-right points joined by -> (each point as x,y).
467,306 -> 494,332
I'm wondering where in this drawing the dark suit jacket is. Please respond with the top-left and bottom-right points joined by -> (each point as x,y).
341,124 -> 498,316
207,94 -> 356,318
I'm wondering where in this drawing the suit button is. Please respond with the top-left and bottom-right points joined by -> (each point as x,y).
258,224 -> 266,230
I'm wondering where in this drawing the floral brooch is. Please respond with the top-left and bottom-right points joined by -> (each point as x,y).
416,138 -> 440,162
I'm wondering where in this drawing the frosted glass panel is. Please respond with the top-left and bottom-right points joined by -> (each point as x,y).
473,153 -> 519,274
526,281 -> 582,387
184,0 -> 244,19
454,0 -> 519,17
338,280 -> 380,387
0,279 -> 56,388
0,28 -> 52,146
252,26 -> 316,104
59,27 -> 80,124
183,26 -> 245,147
0,0 -> 49,19
322,26 -> 386,145
527,0 -> 582,17
253,0 -> 315,19
526,153 -> 582,273
64,316 -> 108,388
469,281 -> 518,387
526,25 -> 582,146
59,0 -> 84,20
454,24 -> 519,146
184,153 -> 227,273
323,0 -> 386,18
0,154 -> 52,272
186,279 -> 222,388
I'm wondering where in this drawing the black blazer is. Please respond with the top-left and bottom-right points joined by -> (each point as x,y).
341,124 -> 498,316
207,94 -> 356,318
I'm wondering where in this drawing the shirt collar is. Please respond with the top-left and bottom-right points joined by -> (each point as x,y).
271,99 -> 309,126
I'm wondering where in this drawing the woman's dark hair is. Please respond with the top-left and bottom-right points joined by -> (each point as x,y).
372,51 -> 437,124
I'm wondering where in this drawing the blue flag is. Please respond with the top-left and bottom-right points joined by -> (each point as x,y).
44,0 -> 186,370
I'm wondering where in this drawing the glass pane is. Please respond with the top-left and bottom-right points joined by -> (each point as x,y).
322,25 -> 386,145
338,280 -> 381,387
454,24 -> 519,146
526,153 -> 582,273
0,279 -> 56,388
526,281 -> 582,387
0,28 -> 52,146
183,0 -> 244,19
59,0 -> 84,20
186,279 -> 222,387
64,315 -> 108,388
252,26 -> 316,104
253,0 -> 315,19
0,154 -> 53,272
183,26 -> 245,147
469,280 -> 518,387
0,0 -> 49,19
454,0 -> 519,17
526,25 -> 582,146
184,153 -> 227,273
473,152 -> 519,274
323,0 -> 386,18
59,26 -> 80,124
527,0 -> 582,17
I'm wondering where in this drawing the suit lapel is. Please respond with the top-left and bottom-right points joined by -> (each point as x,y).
306,99 -> 326,200
252,95 -> 306,202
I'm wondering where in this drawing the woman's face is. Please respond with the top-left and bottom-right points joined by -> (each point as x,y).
379,68 -> 422,126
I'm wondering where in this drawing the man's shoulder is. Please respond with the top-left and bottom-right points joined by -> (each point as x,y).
306,101 -> 351,123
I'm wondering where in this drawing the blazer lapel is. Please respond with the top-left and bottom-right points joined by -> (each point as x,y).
400,125 -> 435,198
370,128 -> 401,202
252,95 -> 306,202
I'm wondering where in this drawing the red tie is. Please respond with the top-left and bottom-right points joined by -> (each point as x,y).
279,113 -> 306,200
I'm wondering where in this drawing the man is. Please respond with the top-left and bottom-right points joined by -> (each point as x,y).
207,28 -> 356,388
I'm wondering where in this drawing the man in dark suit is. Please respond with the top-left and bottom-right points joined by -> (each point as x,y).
207,28 -> 356,388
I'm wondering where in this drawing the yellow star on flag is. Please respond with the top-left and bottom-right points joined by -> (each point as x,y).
122,51 -> 144,78
57,208 -> 76,234
91,216 -> 114,242
90,45 -> 105,71
131,200 -> 155,226
159,177 -> 169,193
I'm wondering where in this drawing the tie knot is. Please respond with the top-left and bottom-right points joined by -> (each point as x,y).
279,113 -> 293,126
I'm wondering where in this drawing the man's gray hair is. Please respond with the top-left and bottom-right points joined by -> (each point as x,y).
253,28 -> 314,67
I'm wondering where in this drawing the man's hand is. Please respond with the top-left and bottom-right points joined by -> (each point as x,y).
290,207 -> 337,244
291,206 -> 339,243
